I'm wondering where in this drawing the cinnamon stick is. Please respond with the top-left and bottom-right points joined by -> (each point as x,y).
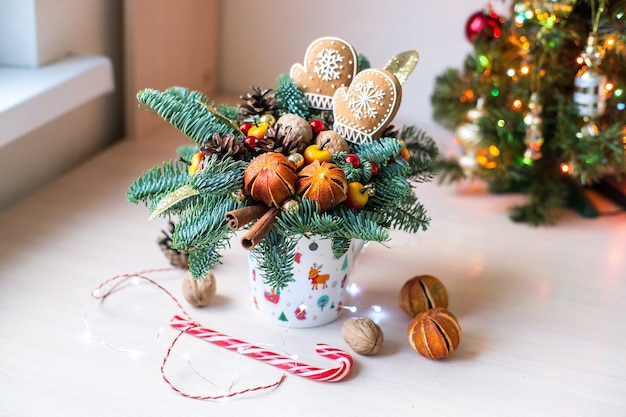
241,207 -> 280,250
224,204 -> 269,230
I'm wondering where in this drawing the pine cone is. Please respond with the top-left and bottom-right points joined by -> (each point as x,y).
200,133 -> 248,160
158,222 -> 189,269
238,86 -> 277,118
264,123 -> 304,155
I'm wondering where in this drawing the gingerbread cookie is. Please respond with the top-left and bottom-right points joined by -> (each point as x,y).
332,68 -> 402,144
290,37 -> 359,111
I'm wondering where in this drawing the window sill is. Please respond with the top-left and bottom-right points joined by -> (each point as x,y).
0,54 -> 114,148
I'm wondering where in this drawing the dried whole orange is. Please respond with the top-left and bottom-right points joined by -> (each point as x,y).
243,152 -> 297,207
398,275 -> 448,318
407,308 -> 461,360
296,160 -> 347,212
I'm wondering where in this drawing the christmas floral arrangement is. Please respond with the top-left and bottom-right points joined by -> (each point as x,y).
431,0 -> 626,225
127,37 -> 437,291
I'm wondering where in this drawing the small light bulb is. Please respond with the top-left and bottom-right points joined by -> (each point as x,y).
347,282 -> 360,296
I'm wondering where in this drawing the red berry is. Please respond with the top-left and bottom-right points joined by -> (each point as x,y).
309,119 -> 325,134
344,153 -> 361,168
370,161 -> 379,176
244,136 -> 257,148
240,121 -> 254,136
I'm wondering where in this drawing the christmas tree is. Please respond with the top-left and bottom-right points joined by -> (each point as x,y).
431,0 -> 626,225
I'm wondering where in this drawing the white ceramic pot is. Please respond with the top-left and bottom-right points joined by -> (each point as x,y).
248,236 -> 360,328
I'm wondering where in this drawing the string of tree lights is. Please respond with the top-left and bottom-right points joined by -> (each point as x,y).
431,0 -> 626,225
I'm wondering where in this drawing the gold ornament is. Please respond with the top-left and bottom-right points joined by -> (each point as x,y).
342,317 -> 384,355
281,198 -> 300,213
455,98 -> 486,177
523,93 -> 544,162
259,113 -> 276,126
287,152 -> 305,169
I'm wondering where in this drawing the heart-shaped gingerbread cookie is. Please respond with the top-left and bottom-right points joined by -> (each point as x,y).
332,68 -> 402,144
290,37 -> 359,111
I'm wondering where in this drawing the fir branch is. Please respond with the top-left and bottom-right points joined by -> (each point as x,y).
187,240 -> 230,280
177,145 -> 198,162
331,237 -> 352,259
275,73 -> 309,119
369,176 -> 412,209
276,198 -> 345,236
401,126 -> 439,182
217,103 -> 239,121
191,155 -> 248,194
430,67 -> 471,130
330,206 -> 390,242
127,159 -> 189,205
250,229 -> 299,290
172,196 -> 240,250
354,137 -> 405,165
376,195 -> 431,234
435,156 -> 466,184
358,53 -> 371,70
137,87 -> 242,147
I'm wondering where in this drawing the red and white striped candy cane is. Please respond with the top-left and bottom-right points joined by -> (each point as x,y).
169,315 -> 353,382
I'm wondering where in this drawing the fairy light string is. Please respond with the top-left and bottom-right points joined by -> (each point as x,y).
86,268 -> 290,400
86,267 -> 356,399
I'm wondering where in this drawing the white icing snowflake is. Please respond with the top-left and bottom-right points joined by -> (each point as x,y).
314,48 -> 344,81
348,81 -> 385,120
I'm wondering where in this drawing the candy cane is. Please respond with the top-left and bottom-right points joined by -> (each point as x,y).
169,315 -> 353,382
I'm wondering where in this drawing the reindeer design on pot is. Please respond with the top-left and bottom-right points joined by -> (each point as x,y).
308,263 -> 331,290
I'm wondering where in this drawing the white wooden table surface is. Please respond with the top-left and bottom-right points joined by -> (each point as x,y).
1,127 -> 625,417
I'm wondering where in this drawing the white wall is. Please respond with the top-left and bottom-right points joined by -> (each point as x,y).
218,0 -> 510,135
0,0 -> 123,210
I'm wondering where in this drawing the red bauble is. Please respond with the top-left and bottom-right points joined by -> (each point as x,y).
309,119 -> 325,134
344,153 -> 361,168
465,10 -> 501,43
244,136 -> 257,149
239,121 -> 253,136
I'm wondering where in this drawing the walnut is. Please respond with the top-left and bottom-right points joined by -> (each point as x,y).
342,317 -> 384,355
315,130 -> 350,153
276,114 -> 313,146
182,270 -> 217,307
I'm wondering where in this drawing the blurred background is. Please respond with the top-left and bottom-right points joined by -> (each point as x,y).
0,0 -> 506,209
